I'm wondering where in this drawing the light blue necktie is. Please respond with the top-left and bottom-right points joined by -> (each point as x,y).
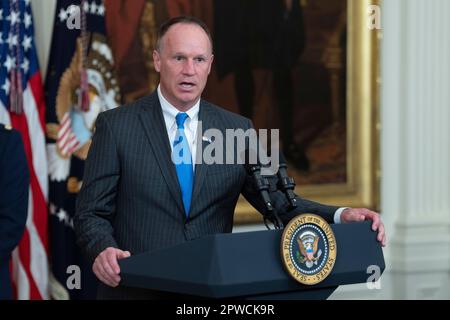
172,113 -> 193,217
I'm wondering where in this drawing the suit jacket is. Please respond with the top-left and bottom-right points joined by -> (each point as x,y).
74,91 -> 338,299
0,124 -> 29,300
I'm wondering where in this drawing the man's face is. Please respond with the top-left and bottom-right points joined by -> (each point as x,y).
153,23 -> 214,111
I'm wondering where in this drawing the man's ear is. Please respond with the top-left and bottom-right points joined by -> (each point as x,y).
153,50 -> 161,72
207,54 -> 214,75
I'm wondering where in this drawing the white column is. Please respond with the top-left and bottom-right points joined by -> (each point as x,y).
331,0 -> 450,299
31,0 -> 57,79
382,0 -> 450,299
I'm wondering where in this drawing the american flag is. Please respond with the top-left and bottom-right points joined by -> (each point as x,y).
0,0 -> 49,299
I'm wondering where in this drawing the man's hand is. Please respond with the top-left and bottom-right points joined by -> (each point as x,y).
341,208 -> 386,247
93,247 -> 131,287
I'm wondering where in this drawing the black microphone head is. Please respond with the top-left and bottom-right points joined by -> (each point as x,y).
279,151 -> 287,164
242,148 -> 261,174
278,151 -> 288,170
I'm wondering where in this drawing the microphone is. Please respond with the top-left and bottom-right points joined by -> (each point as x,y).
244,161 -> 274,212
243,149 -> 283,229
277,152 -> 298,209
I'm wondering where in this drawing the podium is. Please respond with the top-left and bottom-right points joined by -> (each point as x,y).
119,221 -> 385,299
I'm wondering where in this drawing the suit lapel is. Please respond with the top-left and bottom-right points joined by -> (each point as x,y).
190,100 -> 219,212
137,93 -> 184,215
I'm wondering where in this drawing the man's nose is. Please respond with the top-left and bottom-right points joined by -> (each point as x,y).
182,59 -> 195,75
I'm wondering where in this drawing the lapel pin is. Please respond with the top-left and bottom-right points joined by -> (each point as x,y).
202,136 -> 212,144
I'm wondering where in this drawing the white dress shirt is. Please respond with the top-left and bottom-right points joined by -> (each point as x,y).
157,85 -> 345,223
158,85 -> 199,171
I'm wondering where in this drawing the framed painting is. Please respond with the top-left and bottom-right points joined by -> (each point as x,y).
221,0 -> 382,223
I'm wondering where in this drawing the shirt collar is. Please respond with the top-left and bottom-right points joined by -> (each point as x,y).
157,85 -> 200,131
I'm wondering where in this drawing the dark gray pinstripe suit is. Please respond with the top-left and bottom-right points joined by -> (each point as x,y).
74,91 -> 338,299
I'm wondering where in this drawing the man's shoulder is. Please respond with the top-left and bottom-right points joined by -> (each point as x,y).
0,123 -> 21,140
0,123 -> 13,132
0,124 -> 23,156
98,92 -> 158,121
201,100 -> 252,128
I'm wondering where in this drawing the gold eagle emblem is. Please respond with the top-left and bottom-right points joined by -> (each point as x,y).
297,231 -> 322,268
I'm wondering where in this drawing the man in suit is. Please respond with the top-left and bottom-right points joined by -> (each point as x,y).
0,124 -> 29,300
74,16 -> 385,299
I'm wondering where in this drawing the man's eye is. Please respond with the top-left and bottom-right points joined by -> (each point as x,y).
195,57 -> 206,62
175,56 -> 184,61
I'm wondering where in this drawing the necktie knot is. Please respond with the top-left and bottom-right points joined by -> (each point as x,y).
176,112 -> 189,129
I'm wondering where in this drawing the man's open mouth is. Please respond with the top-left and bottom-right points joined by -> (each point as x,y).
179,82 -> 196,89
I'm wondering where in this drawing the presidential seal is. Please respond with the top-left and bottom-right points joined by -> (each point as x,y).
281,214 -> 337,285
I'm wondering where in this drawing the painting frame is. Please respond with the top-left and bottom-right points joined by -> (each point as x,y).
235,0 -> 381,223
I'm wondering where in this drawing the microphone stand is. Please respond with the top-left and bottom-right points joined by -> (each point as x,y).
245,163 -> 283,230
